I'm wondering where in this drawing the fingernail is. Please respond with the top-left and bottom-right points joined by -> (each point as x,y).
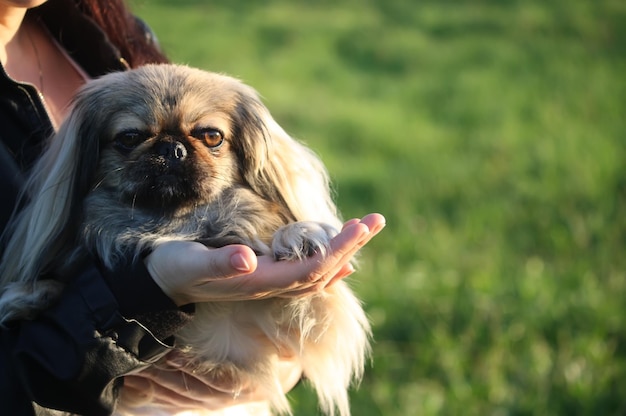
372,221 -> 386,234
357,224 -> 371,242
231,253 -> 251,272
338,263 -> 355,279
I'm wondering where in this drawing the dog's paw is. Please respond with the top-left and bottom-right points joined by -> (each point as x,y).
271,221 -> 338,261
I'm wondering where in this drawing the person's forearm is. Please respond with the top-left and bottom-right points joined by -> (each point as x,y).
10,265 -> 175,414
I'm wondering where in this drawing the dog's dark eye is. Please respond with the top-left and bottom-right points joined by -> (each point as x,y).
114,130 -> 149,152
191,127 -> 224,148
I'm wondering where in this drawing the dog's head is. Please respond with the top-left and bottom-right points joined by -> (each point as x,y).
67,64 -> 293,214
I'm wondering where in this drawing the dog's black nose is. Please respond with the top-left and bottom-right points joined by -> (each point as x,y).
156,141 -> 187,160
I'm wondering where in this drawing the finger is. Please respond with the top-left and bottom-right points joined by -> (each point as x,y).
147,242 -> 259,305
120,375 -> 153,403
341,218 -> 361,230
165,357 -> 254,395
203,245 -> 258,279
360,213 -> 386,233
341,213 -> 385,234
178,243 -> 260,280
131,367 -> 235,405
123,374 -> 205,408
275,262 -> 355,297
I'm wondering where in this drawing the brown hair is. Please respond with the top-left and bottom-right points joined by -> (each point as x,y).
76,0 -> 169,67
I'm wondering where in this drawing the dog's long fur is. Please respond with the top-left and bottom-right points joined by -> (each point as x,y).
0,64 -> 370,415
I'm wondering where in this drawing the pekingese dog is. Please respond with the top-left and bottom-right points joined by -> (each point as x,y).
0,64 -> 370,415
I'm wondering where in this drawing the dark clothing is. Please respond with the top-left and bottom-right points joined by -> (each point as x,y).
0,2 -> 192,415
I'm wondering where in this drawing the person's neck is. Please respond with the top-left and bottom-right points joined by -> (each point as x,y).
0,6 -> 29,66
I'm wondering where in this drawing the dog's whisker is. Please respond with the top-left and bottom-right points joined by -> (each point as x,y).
130,194 -> 137,219
181,372 -> 190,392
92,167 -> 125,190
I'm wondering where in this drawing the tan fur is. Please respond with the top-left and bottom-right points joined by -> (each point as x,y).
0,64 -> 371,415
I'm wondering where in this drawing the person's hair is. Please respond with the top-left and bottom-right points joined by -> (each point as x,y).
77,0 -> 169,67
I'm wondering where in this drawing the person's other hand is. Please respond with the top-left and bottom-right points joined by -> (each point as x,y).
145,213 -> 385,306
121,350 -> 303,412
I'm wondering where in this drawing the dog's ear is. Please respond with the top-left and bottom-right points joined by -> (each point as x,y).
0,91 -> 102,287
232,93 -> 342,228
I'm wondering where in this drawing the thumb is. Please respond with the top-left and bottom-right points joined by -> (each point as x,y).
145,241 -> 258,306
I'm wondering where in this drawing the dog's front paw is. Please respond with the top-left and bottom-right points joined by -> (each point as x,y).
271,222 -> 338,261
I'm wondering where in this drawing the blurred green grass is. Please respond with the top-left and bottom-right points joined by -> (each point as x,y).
130,0 -> 626,414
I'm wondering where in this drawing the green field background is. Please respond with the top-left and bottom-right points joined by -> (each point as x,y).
130,0 -> 626,414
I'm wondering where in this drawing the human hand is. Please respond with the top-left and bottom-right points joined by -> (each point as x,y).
120,350 -> 302,413
145,213 -> 385,306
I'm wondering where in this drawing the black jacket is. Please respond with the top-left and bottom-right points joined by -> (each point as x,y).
0,2 -> 193,415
